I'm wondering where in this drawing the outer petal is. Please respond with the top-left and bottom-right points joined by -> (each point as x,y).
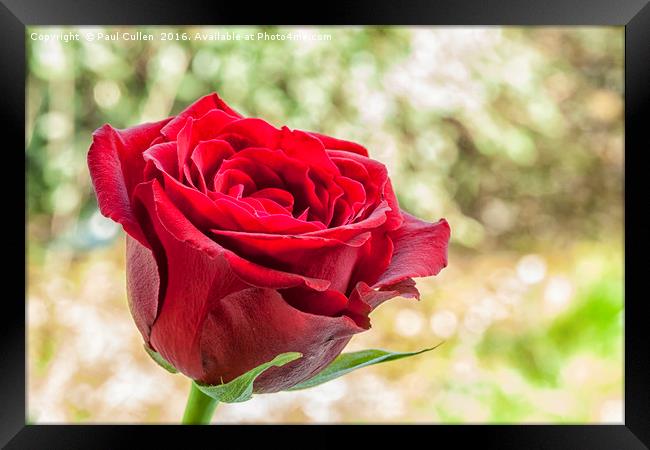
307,131 -> 370,157
341,278 -> 421,331
209,227 -> 368,295
143,142 -> 179,180
209,228 -> 370,275
199,287 -> 364,392
125,236 -> 161,343
347,230 -> 394,290
352,278 -> 420,311
376,213 -> 451,288
217,118 -> 282,149
160,93 -> 241,140
87,119 -> 171,246
279,127 -> 339,174
280,287 -> 371,329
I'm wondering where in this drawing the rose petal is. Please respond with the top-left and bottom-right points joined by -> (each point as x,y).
280,127 -> 339,174
143,142 -> 179,180
176,118 -> 194,179
214,168 -> 256,195
304,200 -> 391,241
351,278 -> 421,311
190,109 -> 242,144
250,188 -> 294,212
210,228 -> 370,282
308,131 -> 369,157
281,288 -> 350,318
199,287 -> 364,391
376,213 -> 451,288
326,149 -> 403,230
87,119 -> 171,246
216,156 -> 286,191
218,118 -> 282,149
331,156 -> 370,182
190,139 -> 236,192
347,230 -> 394,290
332,175 -> 367,225
280,286 -> 371,329
160,93 -> 241,140
125,236 -> 162,343
240,196 -> 289,216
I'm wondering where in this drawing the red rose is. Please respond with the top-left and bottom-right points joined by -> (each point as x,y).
88,93 -> 450,392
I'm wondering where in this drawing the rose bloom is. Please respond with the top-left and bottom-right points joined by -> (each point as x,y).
88,93 -> 450,392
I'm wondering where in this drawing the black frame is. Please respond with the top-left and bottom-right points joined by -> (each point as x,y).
4,0 -> 648,448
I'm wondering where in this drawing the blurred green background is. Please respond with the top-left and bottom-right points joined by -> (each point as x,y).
26,26 -> 623,423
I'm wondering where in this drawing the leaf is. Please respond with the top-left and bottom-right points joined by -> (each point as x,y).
288,345 -> 441,391
195,352 -> 302,403
144,344 -> 178,374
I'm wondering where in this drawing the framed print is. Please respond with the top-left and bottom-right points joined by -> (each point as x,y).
2,0 -> 649,447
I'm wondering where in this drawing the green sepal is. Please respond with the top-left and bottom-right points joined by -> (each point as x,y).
288,345 -> 441,391
144,344 -> 178,374
195,352 -> 302,403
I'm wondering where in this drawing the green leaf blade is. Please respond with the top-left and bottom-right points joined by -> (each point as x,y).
195,352 -> 302,403
288,345 -> 440,391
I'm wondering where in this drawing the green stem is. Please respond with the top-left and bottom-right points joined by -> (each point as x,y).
182,382 -> 219,424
